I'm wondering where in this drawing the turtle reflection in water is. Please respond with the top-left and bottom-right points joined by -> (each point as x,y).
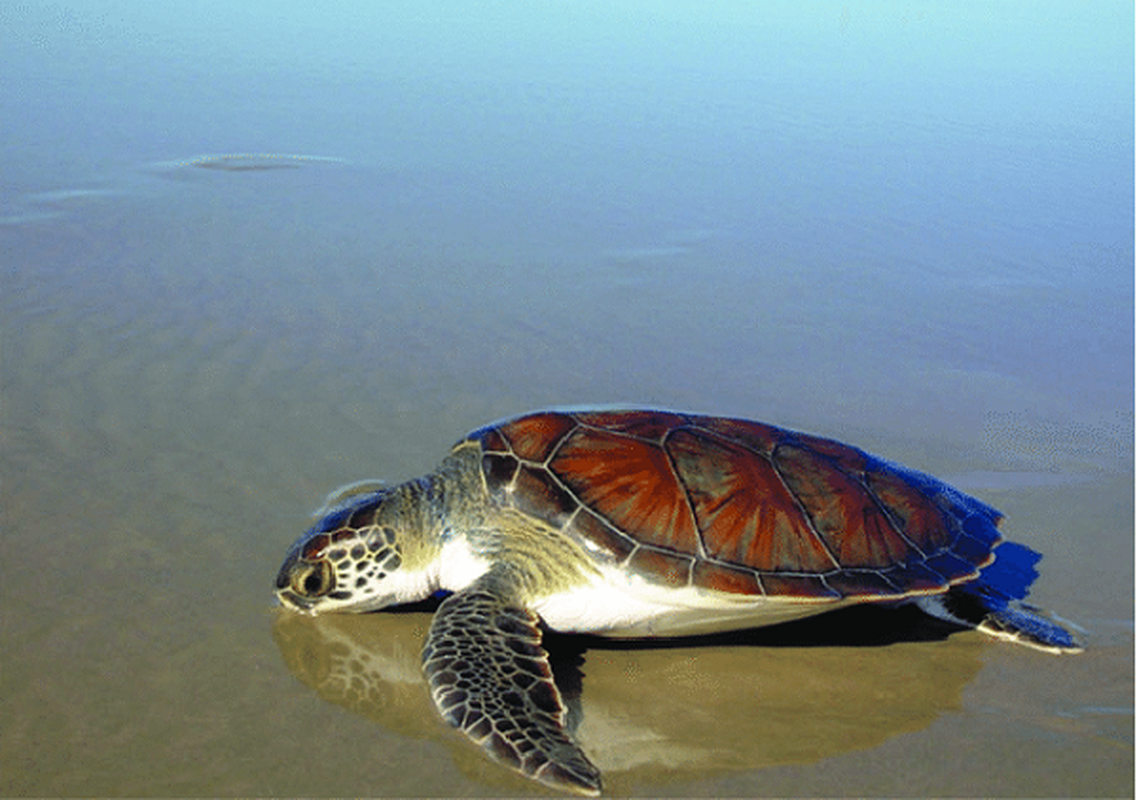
275,409 -> 1082,795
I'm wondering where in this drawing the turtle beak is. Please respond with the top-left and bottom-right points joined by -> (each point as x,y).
277,590 -> 316,612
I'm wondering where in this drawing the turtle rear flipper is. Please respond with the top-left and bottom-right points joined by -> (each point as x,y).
422,568 -> 602,796
918,541 -> 1084,653
974,601 -> 1084,653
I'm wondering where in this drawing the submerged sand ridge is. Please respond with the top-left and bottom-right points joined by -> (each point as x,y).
150,153 -> 350,172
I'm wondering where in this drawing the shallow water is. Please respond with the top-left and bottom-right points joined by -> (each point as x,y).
2,2 -> 1133,797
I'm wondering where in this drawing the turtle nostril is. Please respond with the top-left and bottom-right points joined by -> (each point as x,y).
292,561 -> 333,597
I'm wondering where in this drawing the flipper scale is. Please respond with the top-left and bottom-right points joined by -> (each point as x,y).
422,568 -> 602,796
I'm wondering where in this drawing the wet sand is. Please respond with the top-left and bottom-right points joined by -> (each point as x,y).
1,165 -> 1131,797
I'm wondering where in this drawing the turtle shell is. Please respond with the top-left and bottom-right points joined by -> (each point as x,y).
463,409 -> 1003,600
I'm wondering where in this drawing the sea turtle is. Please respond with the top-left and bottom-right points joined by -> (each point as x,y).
274,409 -> 1082,795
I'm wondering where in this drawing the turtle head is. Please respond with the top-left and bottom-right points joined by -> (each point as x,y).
275,485 -> 432,614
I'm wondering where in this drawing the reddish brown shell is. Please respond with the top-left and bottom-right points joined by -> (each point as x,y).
463,409 -> 1004,600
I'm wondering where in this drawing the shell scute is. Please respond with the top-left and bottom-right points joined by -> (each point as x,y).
551,429 -> 701,556
951,528 -> 998,565
569,511 -> 637,561
691,560 -> 763,594
824,570 -> 902,597
470,410 -> 1005,601
864,467 -> 952,552
758,572 -> 842,599
626,546 -> 692,587
575,409 -> 688,440
503,412 -> 577,461
883,561 -> 949,593
667,428 -> 834,572
483,453 -> 520,489
962,511 -> 1000,539
772,443 -> 917,568
511,465 -> 579,526
923,551 -> 979,580
788,431 -> 871,470
695,416 -> 787,455
477,427 -> 508,453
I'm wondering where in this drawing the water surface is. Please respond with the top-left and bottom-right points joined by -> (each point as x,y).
1,2 -> 1132,796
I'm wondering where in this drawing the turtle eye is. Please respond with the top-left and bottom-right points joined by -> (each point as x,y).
291,560 -> 333,598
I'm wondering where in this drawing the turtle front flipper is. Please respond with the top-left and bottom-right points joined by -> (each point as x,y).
422,568 -> 602,796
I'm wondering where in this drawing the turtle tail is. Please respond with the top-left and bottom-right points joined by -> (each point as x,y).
918,541 -> 1084,653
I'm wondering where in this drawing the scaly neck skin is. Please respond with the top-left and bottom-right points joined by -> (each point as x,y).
426,441 -> 601,602
383,443 -> 495,597
430,441 -> 493,537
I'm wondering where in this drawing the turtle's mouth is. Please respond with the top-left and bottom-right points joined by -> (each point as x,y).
276,589 -> 317,612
